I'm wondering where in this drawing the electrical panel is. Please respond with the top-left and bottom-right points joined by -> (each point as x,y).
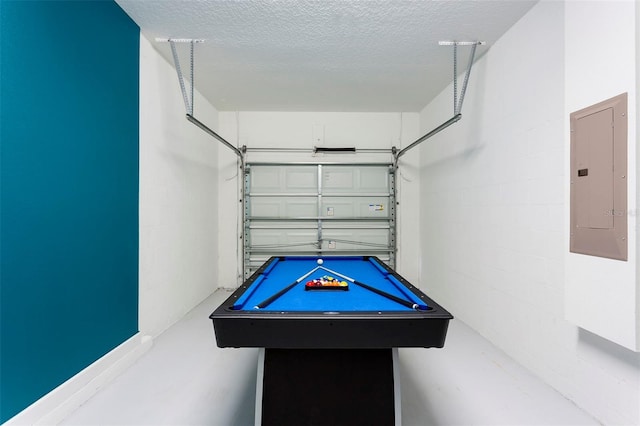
570,93 -> 627,260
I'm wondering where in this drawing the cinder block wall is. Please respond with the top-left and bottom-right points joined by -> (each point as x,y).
418,2 -> 639,424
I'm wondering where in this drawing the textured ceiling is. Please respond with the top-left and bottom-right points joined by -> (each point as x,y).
116,0 -> 537,112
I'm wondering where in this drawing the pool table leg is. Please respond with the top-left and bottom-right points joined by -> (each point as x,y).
254,348 -> 401,426
392,347 -> 402,426
254,348 -> 265,426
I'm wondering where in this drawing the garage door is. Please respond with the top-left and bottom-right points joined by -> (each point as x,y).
244,163 -> 396,278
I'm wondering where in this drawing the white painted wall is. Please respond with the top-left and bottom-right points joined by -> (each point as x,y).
139,35 -> 219,337
418,1 -> 639,425
637,0 -> 640,350
564,0 -> 638,351
216,112 -> 420,287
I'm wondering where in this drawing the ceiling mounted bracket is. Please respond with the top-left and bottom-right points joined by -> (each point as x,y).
170,39 -> 194,116
439,41 -> 486,115
156,38 -> 244,160
394,40 -> 485,167
156,38 -> 204,116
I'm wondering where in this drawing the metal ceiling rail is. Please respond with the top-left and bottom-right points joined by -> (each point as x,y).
160,38 -> 483,163
244,162 -> 393,166
186,114 -> 244,158
245,147 -> 394,154
394,41 -> 485,164
394,114 -> 462,160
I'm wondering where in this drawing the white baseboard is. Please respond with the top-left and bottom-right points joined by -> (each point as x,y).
4,332 -> 153,426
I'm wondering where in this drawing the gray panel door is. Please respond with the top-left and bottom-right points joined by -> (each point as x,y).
244,164 -> 396,278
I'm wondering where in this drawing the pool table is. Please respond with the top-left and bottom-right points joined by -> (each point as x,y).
211,255 -> 452,349
210,256 -> 453,425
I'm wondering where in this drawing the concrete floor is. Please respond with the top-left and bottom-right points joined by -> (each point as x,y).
61,290 -> 598,426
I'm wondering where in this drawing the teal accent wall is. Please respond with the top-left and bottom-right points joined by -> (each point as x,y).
0,1 -> 139,421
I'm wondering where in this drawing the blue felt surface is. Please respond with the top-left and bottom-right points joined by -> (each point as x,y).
235,257 -> 426,311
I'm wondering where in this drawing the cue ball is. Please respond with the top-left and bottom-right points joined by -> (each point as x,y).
317,259 -> 323,265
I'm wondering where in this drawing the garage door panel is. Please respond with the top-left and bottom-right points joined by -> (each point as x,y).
251,165 -> 317,193
359,167 -> 390,192
322,197 -> 390,218
250,167 -> 281,193
250,197 -> 317,218
322,168 -> 355,191
322,165 -> 389,193
322,229 -> 390,250
285,168 -> 317,191
250,229 -> 318,250
250,220 -> 318,230
245,164 -> 395,278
